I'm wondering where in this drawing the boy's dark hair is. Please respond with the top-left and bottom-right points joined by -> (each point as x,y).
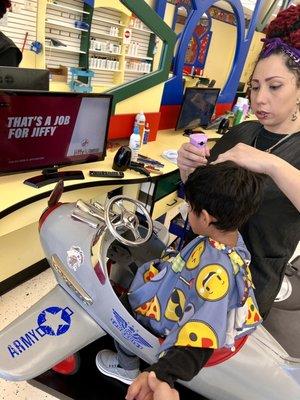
184,161 -> 264,231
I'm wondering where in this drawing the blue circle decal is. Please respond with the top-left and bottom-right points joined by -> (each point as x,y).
37,306 -> 72,336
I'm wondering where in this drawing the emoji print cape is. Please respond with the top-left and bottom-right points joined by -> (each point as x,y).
128,234 -> 262,354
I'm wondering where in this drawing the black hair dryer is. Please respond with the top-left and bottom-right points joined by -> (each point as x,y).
112,146 -> 150,176
112,146 -> 132,171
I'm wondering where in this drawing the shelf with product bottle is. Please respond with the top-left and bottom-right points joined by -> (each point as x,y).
89,55 -> 121,72
125,60 -> 151,74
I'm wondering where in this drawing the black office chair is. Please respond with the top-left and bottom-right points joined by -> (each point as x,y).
208,79 -> 216,88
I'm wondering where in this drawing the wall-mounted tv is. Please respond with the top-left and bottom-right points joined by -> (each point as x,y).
0,91 -> 112,179
175,87 -> 220,132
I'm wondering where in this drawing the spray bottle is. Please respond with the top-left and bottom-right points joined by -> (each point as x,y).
129,125 -> 141,162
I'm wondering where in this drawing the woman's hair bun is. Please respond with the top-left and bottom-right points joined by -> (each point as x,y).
266,4 -> 300,49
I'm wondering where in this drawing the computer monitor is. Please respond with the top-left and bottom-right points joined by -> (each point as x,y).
0,67 -> 49,91
0,90 -> 113,186
175,87 -> 220,131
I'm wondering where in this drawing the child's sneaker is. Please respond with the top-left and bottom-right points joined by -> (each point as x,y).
95,349 -> 139,385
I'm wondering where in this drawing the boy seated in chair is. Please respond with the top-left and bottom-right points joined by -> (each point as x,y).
96,161 -> 264,398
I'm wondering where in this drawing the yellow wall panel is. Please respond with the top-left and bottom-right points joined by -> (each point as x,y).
19,50 -> 37,68
240,31 -> 265,85
203,18 -> 236,88
115,82 -> 165,114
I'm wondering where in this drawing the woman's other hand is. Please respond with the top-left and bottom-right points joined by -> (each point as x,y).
212,143 -> 271,174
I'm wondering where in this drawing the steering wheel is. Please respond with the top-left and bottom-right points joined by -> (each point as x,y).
104,195 -> 153,247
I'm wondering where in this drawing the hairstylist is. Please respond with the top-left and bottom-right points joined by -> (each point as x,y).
177,4 -> 300,319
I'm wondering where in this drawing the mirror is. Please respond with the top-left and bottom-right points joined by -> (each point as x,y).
44,1 -> 163,93
89,6 -> 162,92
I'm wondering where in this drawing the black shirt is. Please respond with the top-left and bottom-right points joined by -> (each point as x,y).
0,32 -> 22,66
209,121 -> 300,318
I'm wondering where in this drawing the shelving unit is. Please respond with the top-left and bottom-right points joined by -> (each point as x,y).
123,16 -> 154,84
89,6 -> 125,88
45,0 -> 89,84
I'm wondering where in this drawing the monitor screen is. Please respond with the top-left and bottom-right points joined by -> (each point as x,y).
0,90 -> 112,175
0,67 -> 49,91
175,87 -> 220,130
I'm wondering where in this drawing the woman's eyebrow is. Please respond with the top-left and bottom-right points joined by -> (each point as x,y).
251,76 -> 284,83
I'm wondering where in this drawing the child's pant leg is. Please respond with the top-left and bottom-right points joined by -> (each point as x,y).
115,292 -> 140,370
114,339 -> 140,370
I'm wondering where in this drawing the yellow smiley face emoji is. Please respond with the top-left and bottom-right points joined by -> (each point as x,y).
196,264 -> 229,301
175,321 -> 219,348
164,289 -> 186,322
186,241 -> 205,270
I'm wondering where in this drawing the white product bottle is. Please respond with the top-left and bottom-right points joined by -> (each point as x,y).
129,125 -> 141,162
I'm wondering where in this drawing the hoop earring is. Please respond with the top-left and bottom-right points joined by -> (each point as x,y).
291,98 -> 300,121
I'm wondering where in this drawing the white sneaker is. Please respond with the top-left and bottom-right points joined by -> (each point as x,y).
95,349 -> 139,385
